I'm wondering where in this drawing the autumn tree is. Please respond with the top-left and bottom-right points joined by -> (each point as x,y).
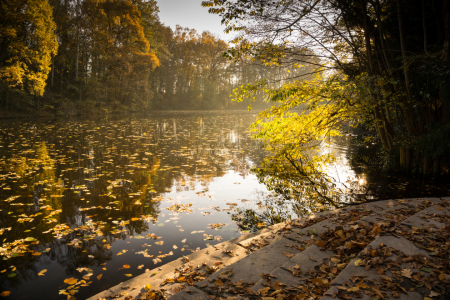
0,0 -> 58,103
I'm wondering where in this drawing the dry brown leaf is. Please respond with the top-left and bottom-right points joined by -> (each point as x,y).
401,269 -> 412,278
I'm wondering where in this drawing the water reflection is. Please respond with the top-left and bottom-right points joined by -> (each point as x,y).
0,112 -> 448,299
0,113 -> 269,299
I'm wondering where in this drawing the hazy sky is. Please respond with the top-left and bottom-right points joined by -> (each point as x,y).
157,0 -> 228,39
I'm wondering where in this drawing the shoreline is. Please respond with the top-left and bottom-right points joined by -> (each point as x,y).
88,197 -> 450,300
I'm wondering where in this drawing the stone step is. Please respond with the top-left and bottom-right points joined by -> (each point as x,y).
319,199 -> 449,300
194,236 -> 304,296
250,244 -> 335,293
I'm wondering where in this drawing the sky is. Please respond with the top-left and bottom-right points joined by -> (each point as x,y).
157,0 -> 229,40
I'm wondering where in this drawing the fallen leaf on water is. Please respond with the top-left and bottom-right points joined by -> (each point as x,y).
0,291 -> 11,297
64,277 -> 78,285
97,274 -> 102,280
137,265 -> 144,269
124,274 -> 132,277
37,269 -> 47,276
123,265 -> 130,268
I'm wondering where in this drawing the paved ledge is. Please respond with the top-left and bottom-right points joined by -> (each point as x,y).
89,198 -> 450,300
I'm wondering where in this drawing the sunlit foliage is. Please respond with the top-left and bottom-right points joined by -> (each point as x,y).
0,0 -> 58,96
203,0 -> 450,176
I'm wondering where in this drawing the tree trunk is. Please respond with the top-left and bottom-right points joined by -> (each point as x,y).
361,0 -> 374,73
396,0 -> 413,103
422,0 -> 428,53
75,0 -> 80,82
441,0 -> 450,125
422,155 -> 428,175
433,158 -> 440,175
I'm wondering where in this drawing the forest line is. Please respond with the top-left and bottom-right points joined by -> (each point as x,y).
0,0 -> 308,114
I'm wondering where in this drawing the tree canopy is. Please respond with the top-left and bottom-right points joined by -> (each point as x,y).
0,0 -> 58,96
201,0 -> 450,203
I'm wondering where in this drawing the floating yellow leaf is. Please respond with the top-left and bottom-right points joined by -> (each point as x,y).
144,284 -> 151,291
124,274 -> 132,277
123,265 -> 130,268
0,291 -> 11,297
97,274 -> 102,280
37,269 -> 47,276
64,277 -> 78,285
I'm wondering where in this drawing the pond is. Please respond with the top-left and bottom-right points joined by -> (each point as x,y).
0,111 -> 448,299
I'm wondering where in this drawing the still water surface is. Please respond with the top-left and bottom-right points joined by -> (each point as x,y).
0,111 -> 448,299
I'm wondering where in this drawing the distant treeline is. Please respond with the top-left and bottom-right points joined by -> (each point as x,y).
0,0 -> 310,115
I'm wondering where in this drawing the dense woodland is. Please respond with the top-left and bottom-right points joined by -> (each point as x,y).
0,0 -> 308,113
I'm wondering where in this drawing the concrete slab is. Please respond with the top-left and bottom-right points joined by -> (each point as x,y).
167,286 -> 209,300
402,205 -> 449,229
251,267 -> 301,293
321,285 -> 423,300
358,203 -> 415,225
281,245 -> 334,272
329,235 -> 431,288
238,231 -> 283,250
286,219 -> 338,242
249,244 -> 335,294
196,237 -> 303,288
367,235 -> 431,258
